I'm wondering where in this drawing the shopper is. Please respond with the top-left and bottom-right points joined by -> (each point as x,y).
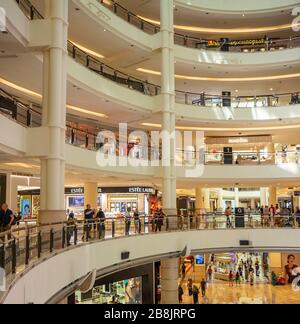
244,266 -> 249,283
263,206 -> 270,227
285,254 -> 299,284
229,271 -> 234,286
181,262 -> 186,279
125,208 -> 131,235
66,212 -> 76,246
96,208 -> 106,238
255,259 -> 260,277
249,271 -> 255,286
200,279 -> 207,297
155,209 -> 164,232
133,209 -> 140,234
235,271 -> 241,286
178,285 -> 184,304
187,278 -> 193,296
0,203 -> 14,237
207,265 -> 213,282
83,204 -> 95,240
269,204 -> 275,227
225,206 -> 232,228
192,285 -> 199,304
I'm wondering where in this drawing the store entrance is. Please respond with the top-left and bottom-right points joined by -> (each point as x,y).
179,251 -> 300,304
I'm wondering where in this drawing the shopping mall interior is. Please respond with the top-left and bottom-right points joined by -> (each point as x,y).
0,0 -> 300,305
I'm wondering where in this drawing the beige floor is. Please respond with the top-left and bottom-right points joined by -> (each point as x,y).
182,281 -> 300,304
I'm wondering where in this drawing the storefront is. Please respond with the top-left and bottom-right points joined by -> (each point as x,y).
74,263 -> 154,305
75,277 -> 142,304
211,252 -> 269,282
18,186 -> 157,219
205,135 -> 274,165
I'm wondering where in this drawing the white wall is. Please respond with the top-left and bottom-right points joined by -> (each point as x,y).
175,45 -> 300,68
3,229 -> 300,304
176,103 -> 300,123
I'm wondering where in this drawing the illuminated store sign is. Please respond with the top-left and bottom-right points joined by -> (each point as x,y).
228,138 -> 249,144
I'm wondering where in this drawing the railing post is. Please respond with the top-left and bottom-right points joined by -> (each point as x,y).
11,239 -> 17,274
37,232 -> 42,258
185,93 -> 188,105
72,46 -> 76,59
74,226 -> 78,245
25,233 -> 30,265
26,110 -> 32,127
0,243 -> 5,270
30,6 -> 34,20
86,222 -> 90,242
112,220 -> 115,238
86,55 -> 90,68
62,226 -> 66,249
50,229 -> 54,253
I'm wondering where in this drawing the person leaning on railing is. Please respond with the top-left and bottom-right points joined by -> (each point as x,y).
290,93 -> 300,105
0,203 -> 14,234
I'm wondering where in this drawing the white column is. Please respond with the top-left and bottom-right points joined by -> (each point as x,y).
84,183 -> 98,210
160,0 -> 176,218
39,0 -> 68,224
195,187 -> 204,210
217,189 -> 223,210
203,188 -> 210,211
260,188 -> 268,207
250,198 -> 256,210
161,258 -> 179,304
269,187 -> 277,206
234,187 -> 239,208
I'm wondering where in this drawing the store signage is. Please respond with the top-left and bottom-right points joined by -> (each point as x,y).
66,187 -> 84,195
235,208 -> 245,228
206,38 -> 266,48
19,187 -> 156,196
294,191 -> 300,197
98,187 -> 156,194
228,138 -> 249,144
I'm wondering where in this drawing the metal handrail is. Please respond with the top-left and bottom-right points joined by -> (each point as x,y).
0,214 -> 299,292
13,0 -> 300,106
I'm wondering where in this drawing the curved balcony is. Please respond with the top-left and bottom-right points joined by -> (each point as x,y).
11,0 -> 300,111
1,216 -> 300,304
97,0 -> 300,53
175,0 -> 300,13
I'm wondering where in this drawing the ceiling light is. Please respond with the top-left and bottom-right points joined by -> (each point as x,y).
0,78 -> 108,119
137,16 -> 300,34
0,77 -> 42,98
136,68 -> 300,82
141,123 -> 300,132
69,40 -> 105,59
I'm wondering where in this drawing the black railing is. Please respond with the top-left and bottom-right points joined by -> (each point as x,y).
99,0 -> 159,34
0,213 -> 299,294
67,41 -> 161,96
15,0 -> 300,53
13,0 -> 300,107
